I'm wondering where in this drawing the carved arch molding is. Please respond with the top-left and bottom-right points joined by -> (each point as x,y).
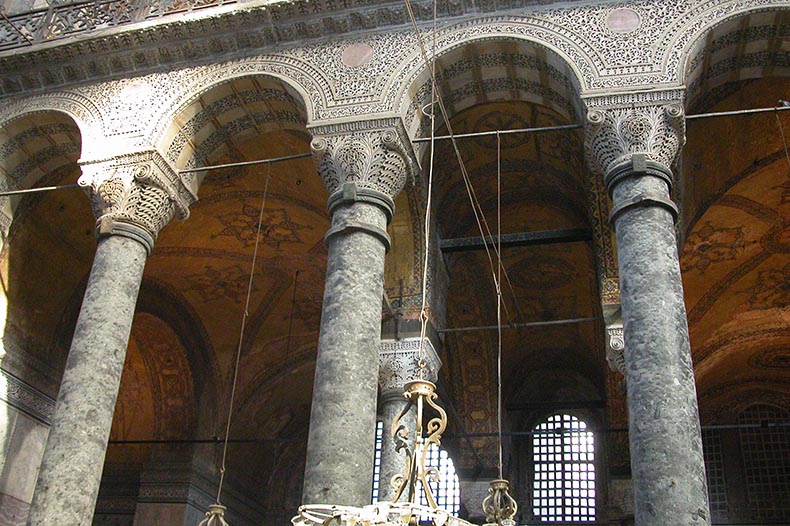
0,0 -> 787,145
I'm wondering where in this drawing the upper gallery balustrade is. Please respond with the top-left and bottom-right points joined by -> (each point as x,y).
0,0 -> 247,51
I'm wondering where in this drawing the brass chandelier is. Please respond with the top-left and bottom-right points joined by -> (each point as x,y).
292,378 -> 474,526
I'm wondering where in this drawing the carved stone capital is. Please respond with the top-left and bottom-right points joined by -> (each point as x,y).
78,150 -> 197,253
379,337 -> 441,394
604,306 -> 625,376
606,323 -> 625,376
585,91 -> 686,180
310,118 -> 418,215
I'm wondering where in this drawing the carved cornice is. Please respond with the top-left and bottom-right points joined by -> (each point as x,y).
0,367 -> 55,425
584,89 -> 686,178
310,117 -> 418,204
1,0 -> 788,106
379,337 -> 442,393
78,150 -> 198,252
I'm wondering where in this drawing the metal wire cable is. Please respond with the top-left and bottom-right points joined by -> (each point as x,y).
774,103 -> 790,180
496,131 -> 504,480
416,0 -> 439,378
214,172 -> 270,504
402,0 -> 521,327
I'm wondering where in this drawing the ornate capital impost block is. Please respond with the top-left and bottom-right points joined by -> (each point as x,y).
310,117 -> 419,220
379,337 -> 441,395
78,150 -> 197,254
585,90 -> 686,183
606,323 -> 625,376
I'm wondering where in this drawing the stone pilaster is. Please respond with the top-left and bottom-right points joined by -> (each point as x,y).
585,92 -> 710,526
302,118 -> 417,507
26,150 -> 194,526
377,337 -> 441,502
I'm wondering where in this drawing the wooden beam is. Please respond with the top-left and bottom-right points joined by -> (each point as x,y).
439,227 -> 592,253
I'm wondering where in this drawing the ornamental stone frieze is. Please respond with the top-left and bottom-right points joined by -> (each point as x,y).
310,118 -> 419,209
78,150 -> 197,253
2,0 -> 787,110
379,337 -> 442,394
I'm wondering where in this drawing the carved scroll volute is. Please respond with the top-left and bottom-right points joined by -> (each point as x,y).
310,122 -> 418,202
78,150 -> 196,250
585,98 -> 686,177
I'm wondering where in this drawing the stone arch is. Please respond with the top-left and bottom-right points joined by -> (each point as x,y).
391,21 -> 587,142
0,92 -> 104,141
151,58 -> 320,167
0,106 -> 87,234
136,278 -> 221,438
153,74 -> 312,207
0,106 -> 93,399
672,1 -> 790,99
107,312 -> 198,463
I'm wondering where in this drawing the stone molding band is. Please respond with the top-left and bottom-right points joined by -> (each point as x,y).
0,367 -> 55,425
325,182 -> 395,250
380,389 -> 407,404
327,182 -> 396,221
97,217 -> 156,255
605,154 -> 679,225
324,219 -> 392,252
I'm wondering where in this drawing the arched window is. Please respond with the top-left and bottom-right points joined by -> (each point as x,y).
532,414 -> 596,522
372,420 -> 461,515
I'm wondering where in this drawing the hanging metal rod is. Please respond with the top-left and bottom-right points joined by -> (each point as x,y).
440,227 -> 592,253
686,103 -> 790,121
8,105 -> 787,196
445,421 -> 790,438
109,420 -> 790,445
0,183 -> 80,198
109,437 -> 305,445
178,151 -> 312,174
439,316 -> 600,334
412,123 -> 582,143
412,105 -> 790,143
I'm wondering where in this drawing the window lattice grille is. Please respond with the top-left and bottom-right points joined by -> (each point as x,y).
738,405 -> 790,521
372,420 -> 384,503
702,430 -> 727,514
532,414 -> 596,522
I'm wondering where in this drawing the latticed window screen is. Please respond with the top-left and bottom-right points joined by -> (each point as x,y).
738,404 -> 790,521
532,414 -> 596,522
372,420 -> 384,502
371,420 -> 460,515
701,430 -> 727,515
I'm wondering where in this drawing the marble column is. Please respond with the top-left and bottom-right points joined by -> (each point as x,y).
377,337 -> 441,502
26,151 -> 196,526
302,121 -> 417,506
586,95 -> 710,526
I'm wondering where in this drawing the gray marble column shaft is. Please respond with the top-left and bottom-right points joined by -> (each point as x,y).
27,234 -> 148,526
377,391 -> 412,503
608,158 -> 710,526
302,199 -> 389,506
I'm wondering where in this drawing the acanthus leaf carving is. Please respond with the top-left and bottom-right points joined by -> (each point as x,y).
379,337 -> 441,393
310,118 -> 417,201
585,90 -> 686,177
78,150 -> 197,248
